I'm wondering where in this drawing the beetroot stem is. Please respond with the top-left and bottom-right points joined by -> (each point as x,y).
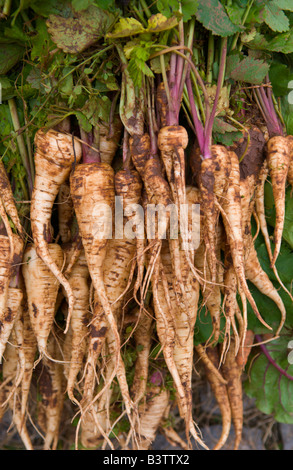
255,335 -> 293,381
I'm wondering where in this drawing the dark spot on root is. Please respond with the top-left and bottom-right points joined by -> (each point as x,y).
32,303 -> 38,318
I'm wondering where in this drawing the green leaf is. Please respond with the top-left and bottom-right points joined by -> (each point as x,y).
196,0 -> 243,37
0,43 -> 24,74
30,0 -> 73,17
106,17 -> 145,39
156,0 -> 180,18
226,52 -> 270,85
213,117 -> 238,134
214,130 -> 243,146
244,335 -> 293,424
263,2 -> 290,33
47,5 -> 114,53
181,0 -> 199,22
225,2 -> 246,25
74,110 -> 92,132
30,18 -> 55,60
269,62 -> 293,96
81,95 -> 112,127
72,0 -> 95,11
272,0 -> 293,12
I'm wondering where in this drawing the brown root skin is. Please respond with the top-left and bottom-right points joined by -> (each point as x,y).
239,175 -> 286,336
129,133 -> 151,177
220,151 -> 272,332
99,115 -> 123,166
0,160 -> 24,237
20,304 -> 37,423
0,235 -> 13,322
62,247 -> 90,404
266,135 -> 290,267
231,126 -> 266,181
70,162 -> 120,377
236,329 -> 254,369
57,181 -> 74,244
22,243 -> 64,356
0,286 -> 23,362
153,241 -> 207,449
37,333 -> 65,450
31,128 -> 82,324
204,345 -> 232,451
156,82 -> 169,127
220,341 -> 243,451
195,146 -> 230,286
1,338 -> 34,450
131,307 -> 154,404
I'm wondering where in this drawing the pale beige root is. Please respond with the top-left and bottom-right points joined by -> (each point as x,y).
76,218 -> 137,440
244,238 -> 286,336
235,329 -> 254,369
287,135 -> 293,189
62,246 -> 90,404
1,337 -> 34,450
70,162 -> 121,382
99,115 -> 123,166
0,332 -> 19,421
131,307 -> 154,404
20,304 -> 37,422
0,235 -> 13,324
57,180 -> 74,244
266,136 -> 290,267
220,339 -> 243,450
158,126 -> 202,311
157,125 -> 188,207
0,287 -> 23,362
30,128 -> 82,323
194,241 -> 222,345
240,176 -> 286,336
37,332 -> 65,450
153,240 -> 208,450
254,160 -> 293,300
191,146 -> 231,285
63,236 -> 83,277
22,243 -> 64,356
198,344 -> 232,450
0,159 -> 24,237
220,150 -> 272,332
159,410 -> 189,451
189,182 -> 223,344
133,386 -> 170,450
114,168 -> 144,304
222,246 -> 240,361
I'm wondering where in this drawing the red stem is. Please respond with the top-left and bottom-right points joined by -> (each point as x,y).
255,335 -> 293,381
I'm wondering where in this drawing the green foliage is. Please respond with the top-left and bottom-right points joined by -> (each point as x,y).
46,5 -> 115,53
244,335 -> 293,424
196,0 -> 243,37
226,52 -> 270,85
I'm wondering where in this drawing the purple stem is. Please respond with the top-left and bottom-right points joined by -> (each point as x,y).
255,335 -> 293,381
256,86 -> 283,138
80,129 -> 101,163
203,38 -> 227,159
186,72 -> 205,152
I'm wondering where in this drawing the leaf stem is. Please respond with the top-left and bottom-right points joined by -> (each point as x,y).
255,335 -> 293,381
8,98 -> 33,197
206,32 -> 214,84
